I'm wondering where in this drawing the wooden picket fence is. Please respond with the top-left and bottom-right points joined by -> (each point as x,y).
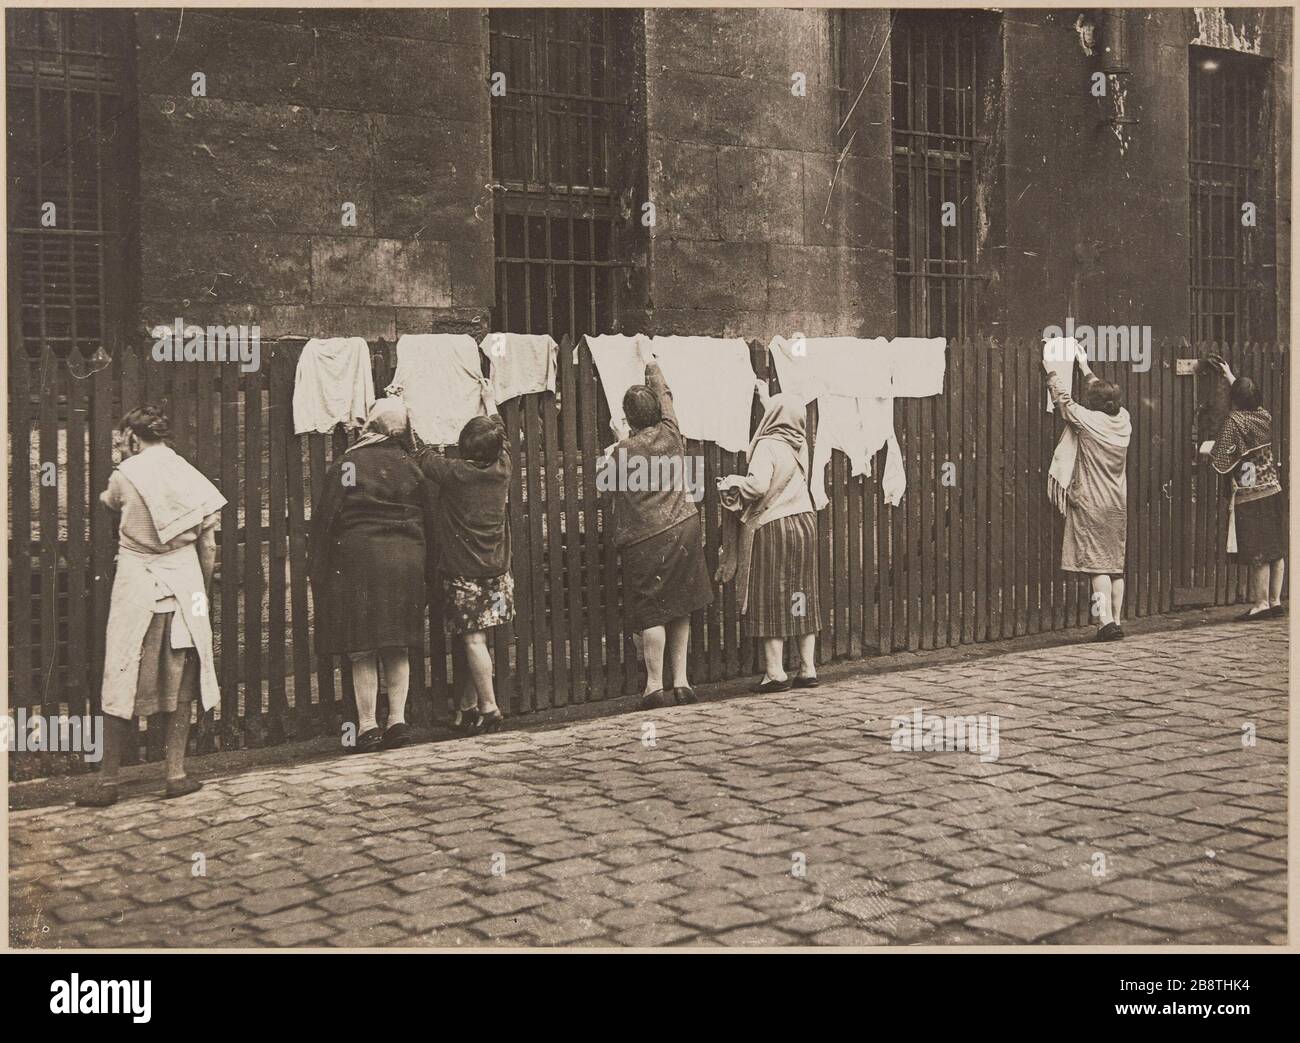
6,338 -> 1289,770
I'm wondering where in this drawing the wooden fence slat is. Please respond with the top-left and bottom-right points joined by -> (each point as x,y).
66,359 -> 89,713
832,450 -> 849,660
499,397 -> 532,710
558,340 -> 588,702
10,346 -> 34,706
267,347 -> 289,733
574,339 -> 607,699
522,395 -> 552,707
89,358 -> 115,711
38,350 -> 60,718
920,388 -> 935,650
540,387 -> 570,705
219,358 -> 241,735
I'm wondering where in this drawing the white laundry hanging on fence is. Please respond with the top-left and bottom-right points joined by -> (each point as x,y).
292,337 -> 375,434
584,334 -> 656,427
887,337 -> 947,398
767,335 -> 908,510
388,334 -> 486,447
768,335 -> 894,401
1041,336 -> 1079,413
481,332 -> 558,404
648,336 -> 756,452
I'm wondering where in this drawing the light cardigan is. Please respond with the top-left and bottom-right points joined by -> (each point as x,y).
717,431 -> 815,614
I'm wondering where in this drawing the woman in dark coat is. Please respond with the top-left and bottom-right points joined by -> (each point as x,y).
309,398 -> 437,752
604,356 -> 714,710
1203,359 -> 1287,620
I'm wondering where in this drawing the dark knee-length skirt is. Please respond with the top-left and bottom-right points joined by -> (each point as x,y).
315,533 -> 427,655
622,513 -> 713,632
1231,491 -> 1288,565
743,512 -> 822,638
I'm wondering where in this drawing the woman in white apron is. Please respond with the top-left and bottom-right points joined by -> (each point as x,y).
78,406 -> 225,807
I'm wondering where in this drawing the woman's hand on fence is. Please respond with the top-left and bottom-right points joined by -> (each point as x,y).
1205,353 -> 1235,384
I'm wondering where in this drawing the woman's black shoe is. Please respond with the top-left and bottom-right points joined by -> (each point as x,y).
478,710 -> 504,734
451,707 -> 482,736
382,722 -> 412,749
1096,622 -> 1123,641
751,678 -> 792,694
351,727 -> 384,753
638,690 -> 672,710
672,687 -> 698,705
793,675 -> 819,689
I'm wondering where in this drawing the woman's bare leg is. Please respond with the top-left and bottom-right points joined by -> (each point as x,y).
463,630 -> 498,715
1249,563 -> 1270,612
762,637 -> 787,683
1110,576 -> 1125,627
350,651 -> 379,733
97,714 -> 128,787
796,633 -> 817,679
163,685 -> 193,783
1268,559 -> 1286,607
640,625 -> 667,695
665,617 -> 691,689
379,647 -> 410,726
450,639 -> 475,712
1090,574 -> 1114,627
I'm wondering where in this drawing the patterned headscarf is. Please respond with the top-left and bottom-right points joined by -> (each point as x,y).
347,397 -> 409,453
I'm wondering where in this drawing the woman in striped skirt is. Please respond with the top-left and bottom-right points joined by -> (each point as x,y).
718,382 -> 822,693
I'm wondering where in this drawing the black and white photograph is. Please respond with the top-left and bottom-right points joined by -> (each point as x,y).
2,0 -> 1293,967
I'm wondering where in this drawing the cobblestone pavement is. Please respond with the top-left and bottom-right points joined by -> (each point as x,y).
9,618 -> 1287,947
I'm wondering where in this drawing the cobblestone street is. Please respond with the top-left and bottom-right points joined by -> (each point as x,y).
9,618 -> 1287,948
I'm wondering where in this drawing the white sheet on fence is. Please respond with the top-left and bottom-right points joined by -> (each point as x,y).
388,334 -> 486,447
768,335 -> 909,510
1041,337 -> 1079,413
584,333 -> 656,429
768,335 -> 893,400
649,336 -> 756,452
480,332 -> 558,404
888,337 -> 947,397
292,337 -> 375,434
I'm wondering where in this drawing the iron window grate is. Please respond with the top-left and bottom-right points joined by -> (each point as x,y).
890,11 -> 987,340
489,9 -> 635,342
1189,48 -> 1268,343
6,9 -> 132,367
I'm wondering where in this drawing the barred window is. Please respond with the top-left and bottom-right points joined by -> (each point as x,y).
1189,48 -> 1269,342
6,9 -> 134,367
891,12 -> 988,339
489,9 -> 638,342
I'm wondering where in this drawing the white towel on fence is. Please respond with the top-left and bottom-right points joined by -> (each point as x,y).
1042,337 -> 1078,413
808,394 -> 906,510
768,335 -> 893,401
888,337 -> 947,397
292,337 -> 375,434
585,334 -> 655,428
481,332 -> 558,404
388,334 -> 486,447
649,336 -> 756,452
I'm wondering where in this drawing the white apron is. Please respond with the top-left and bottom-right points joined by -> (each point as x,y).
101,542 -> 219,720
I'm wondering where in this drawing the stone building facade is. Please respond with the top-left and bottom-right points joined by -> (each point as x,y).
7,7 -> 1292,365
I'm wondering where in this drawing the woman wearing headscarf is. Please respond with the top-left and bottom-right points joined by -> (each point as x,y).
1043,340 -> 1132,641
717,380 -> 822,692
605,355 -> 714,710
77,406 -> 226,807
309,398 -> 437,753
1202,357 -> 1287,620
